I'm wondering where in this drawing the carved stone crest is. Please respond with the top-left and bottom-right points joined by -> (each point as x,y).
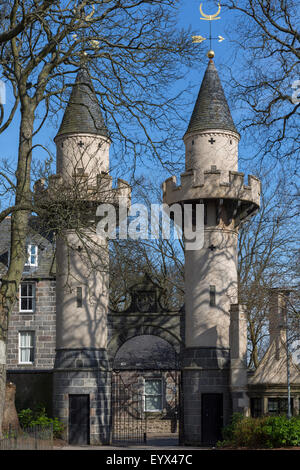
136,291 -> 156,313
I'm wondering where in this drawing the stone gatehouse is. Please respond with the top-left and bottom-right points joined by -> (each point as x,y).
1,59 -> 299,446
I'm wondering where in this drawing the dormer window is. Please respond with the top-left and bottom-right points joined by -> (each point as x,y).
25,245 -> 38,267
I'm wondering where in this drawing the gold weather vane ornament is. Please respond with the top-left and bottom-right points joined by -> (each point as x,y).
199,2 -> 221,21
192,2 -> 225,58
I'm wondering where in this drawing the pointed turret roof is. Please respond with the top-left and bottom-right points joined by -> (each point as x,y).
56,68 -> 109,138
185,60 -> 238,137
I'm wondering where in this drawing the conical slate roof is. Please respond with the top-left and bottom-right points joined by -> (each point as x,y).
56,68 -> 109,138
185,60 -> 238,136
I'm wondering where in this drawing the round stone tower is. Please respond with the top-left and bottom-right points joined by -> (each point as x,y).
50,68 -> 130,445
163,59 -> 261,445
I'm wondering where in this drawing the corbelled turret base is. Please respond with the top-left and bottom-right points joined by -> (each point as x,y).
53,349 -> 111,445
181,347 -> 232,446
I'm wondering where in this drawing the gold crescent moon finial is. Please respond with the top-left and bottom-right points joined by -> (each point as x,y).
199,2 -> 221,21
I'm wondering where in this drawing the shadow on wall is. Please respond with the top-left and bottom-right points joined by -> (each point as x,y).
6,371 -> 53,415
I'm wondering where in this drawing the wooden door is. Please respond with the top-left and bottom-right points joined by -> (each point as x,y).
201,393 -> 223,445
69,394 -> 90,445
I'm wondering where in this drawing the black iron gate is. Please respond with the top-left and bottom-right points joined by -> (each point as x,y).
111,371 -> 146,444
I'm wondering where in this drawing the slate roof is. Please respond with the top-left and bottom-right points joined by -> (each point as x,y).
248,332 -> 300,385
113,334 -> 178,369
56,67 -> 109,138
185,60 -> 239,136
0,217 -> 55,279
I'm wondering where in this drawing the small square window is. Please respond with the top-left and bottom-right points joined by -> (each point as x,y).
19,331 -> 35,364
24,245 -> 38,267
19,282 -> 35,312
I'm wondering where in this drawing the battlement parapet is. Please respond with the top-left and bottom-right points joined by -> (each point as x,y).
162,168 -> 260,208
34,173 -> 131,207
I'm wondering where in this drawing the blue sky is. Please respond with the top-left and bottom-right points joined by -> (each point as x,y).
0,0 -> 286,203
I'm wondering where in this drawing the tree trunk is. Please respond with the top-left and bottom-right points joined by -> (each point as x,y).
0,100 -> 35,436
248,320 -> 259,369
0,364 -> 6,438
2,382 -> 20,434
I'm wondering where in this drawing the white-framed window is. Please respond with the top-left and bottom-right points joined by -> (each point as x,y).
19,282 -> 36,312
144,378 -> 163,412
24,245 -> 38,267
19,331 -> 35,364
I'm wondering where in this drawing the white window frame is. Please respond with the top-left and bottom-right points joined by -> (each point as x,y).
24,244 -> 38,267
18,331 -> 35,364
144,378 -> 163,412
19,282 -> 36,313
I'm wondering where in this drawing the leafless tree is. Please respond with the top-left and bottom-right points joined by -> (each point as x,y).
222,0 -> 299,173
110,172 -> 298,371
0,0 -> 197,435
109,181 -> 184,313
0,1 -> 53,46
238,172 -> 299,368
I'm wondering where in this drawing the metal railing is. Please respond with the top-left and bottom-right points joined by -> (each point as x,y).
0,424 -> 53,450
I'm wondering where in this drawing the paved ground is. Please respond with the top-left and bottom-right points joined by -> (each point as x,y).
53,434 -> 210,450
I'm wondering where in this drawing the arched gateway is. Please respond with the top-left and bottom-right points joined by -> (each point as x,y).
108,276 -> 183,445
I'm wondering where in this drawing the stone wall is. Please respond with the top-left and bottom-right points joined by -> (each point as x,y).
6,279 -> 56,369
4,273 -> 183,443
145,416 -> 178,434
53,349 -> 111,445
181,347 -> 232,445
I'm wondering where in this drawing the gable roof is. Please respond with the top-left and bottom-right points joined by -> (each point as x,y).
249,332 -> 300,385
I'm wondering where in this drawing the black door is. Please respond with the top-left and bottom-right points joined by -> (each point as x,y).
69,395 -> 90,445
201,393 -> 223,445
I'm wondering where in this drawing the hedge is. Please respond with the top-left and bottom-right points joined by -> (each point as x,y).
219,413 -> 300,448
